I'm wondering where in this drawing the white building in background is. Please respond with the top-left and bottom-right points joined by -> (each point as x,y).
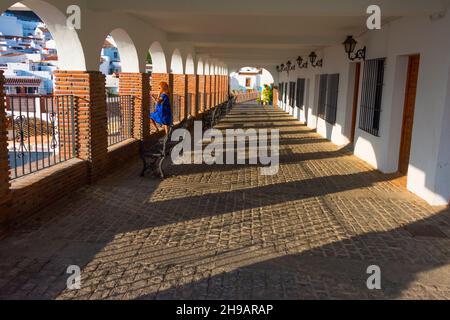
0,10 -> 42,37
0,14 -> 23,37
0,11 -> 57,94
34,26 -> 51,40
100,36 -> 121,95
230,67 -> 274,92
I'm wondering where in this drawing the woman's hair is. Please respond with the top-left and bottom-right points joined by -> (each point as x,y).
159,81 -> 170,95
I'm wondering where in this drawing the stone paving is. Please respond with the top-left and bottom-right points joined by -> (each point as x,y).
0,102 -> 450,300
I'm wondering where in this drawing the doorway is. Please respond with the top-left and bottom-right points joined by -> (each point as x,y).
398,54 -> 420,179
350,62 -> 361,143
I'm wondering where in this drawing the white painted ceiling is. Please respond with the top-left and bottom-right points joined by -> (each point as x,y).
89,0 -> 449,67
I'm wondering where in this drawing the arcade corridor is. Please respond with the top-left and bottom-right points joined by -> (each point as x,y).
0,102 -> 449,300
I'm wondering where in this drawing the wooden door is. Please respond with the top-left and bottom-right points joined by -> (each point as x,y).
398,55 -> 420,176
350,63 -> 361,143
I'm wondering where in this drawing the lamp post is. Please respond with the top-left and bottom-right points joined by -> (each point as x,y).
343,36 -> 366,61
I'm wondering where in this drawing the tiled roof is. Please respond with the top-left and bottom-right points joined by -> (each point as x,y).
37,27 -> 50,33
103,39 -> 115,48
0,52 -> 25,57
5,77 -> 41,86
42,54 -> 58,61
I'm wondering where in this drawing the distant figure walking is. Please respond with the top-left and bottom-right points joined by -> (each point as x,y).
150,81 -> 172,135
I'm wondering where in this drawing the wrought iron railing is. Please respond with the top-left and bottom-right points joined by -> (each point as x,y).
107,95 -> 134,146
5,94 -> 76,179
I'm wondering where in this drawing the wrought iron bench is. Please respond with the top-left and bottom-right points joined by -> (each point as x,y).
140,116 -> 193,179
202,100 -> 231,131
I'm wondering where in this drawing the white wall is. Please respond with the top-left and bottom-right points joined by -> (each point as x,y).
230,68 -> 274,92
354,15 -> 450,205
0,15 -> 23,36
276,14 -> 450,206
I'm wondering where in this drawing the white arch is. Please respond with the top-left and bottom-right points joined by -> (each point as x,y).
170,49 -> 184,74
209,63 -> 215,75
231,66 -> 275,90
204,61 -> 210,75
149,41 -> 167,73
197,58 -> 204,75
108,29 -> 139,73
2,0 -> 87,70
185,54 -> 195,75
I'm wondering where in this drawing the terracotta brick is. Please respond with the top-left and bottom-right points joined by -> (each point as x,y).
187,75 -> 198,116
197,75 -> 206,113
119,73 -> 151,141
216,75 -> 220,105
9,159 -> 88,222
54,71 -> 108,182
211,75 -> 217,107
171,74 -> 187,123
205,75 -> 212,109
217,75 -> 221,104
273,88 -> 279,107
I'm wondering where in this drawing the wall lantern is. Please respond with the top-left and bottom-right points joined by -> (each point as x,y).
309,51 -> 323,67
285,60 -> 295,73
343,35 -> 366,61
296,56 -> 308,69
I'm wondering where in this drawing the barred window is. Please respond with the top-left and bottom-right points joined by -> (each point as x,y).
317,74 -> 327,118
317,74 -> 339,124
359,58 -> 385,136
326,74 -> 339,125
279,82 -> 283,100
296,78 -> 306,109
289,81 -> 296,106
284,83 -> 288,104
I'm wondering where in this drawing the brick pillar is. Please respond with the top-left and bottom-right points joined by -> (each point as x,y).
119,73 -> 150,141
172,74 -> 187,123
211,75 -> 217,107
222,75 -> 226,101
0,71 -> 11,234
273,87 -> 279,107
216,75 -> 220,104
216,75 -> 220,105
187,74 -> 198,117
197,75 -> 206,113
225,76 -> 229,99
205,75 -> 212,109
223,76 -> 227,101
218,75 -> 222,103
54,71 -> 108,182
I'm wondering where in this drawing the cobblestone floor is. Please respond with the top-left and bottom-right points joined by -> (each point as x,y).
1,102 -> 450,300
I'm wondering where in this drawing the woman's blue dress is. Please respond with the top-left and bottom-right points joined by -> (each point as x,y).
150,93 -> 172,125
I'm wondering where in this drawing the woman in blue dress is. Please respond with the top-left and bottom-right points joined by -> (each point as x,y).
150,81 -> 172,135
